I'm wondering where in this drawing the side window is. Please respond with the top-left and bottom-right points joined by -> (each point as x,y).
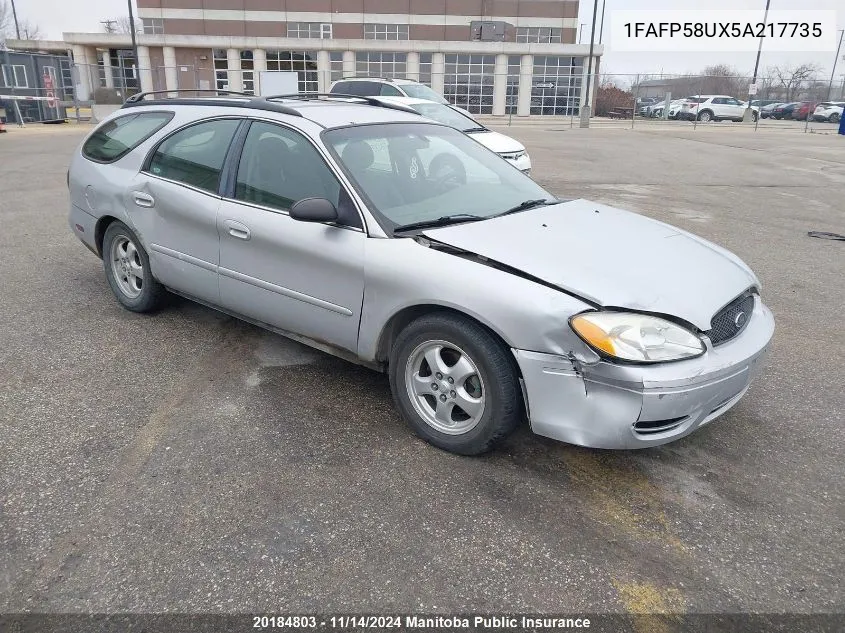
234,121 -> 360,227
331,81 -> 349,94
380,84 -> 403,96
147,119 -> 240,193
348,81 -> 380,96
711,98 -> 726,105
82,112 -> 174,163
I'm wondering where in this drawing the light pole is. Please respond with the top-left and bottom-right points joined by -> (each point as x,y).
745,0 -> 771,123
10,0 -> 21,39
599,0 -> 607,44
827,29 -> 844,100
127,0 -> 140,89
580,0 -> 600,128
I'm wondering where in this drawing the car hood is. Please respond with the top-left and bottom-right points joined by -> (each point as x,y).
467,130 -> 525,155
422,200 -> 759,330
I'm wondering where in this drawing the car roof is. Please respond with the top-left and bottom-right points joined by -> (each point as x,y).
332,77 -> 419,85
120,94 -> 429,129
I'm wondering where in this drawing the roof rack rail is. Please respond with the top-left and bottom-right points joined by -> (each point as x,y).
262,92 -> 417,114
124,89 -> 252,104
120,90 -> 303,117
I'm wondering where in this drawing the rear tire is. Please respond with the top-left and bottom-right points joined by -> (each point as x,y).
831,113 -> 840,124
389,313 -> 522,455
102,221 -> 166,313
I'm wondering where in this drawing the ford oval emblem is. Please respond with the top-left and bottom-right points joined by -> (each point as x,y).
734,311 -> 747,328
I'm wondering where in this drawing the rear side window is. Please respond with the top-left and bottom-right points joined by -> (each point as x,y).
147,119 -> 240,193
380,84 -> 402,96
331,81 -> 350,94
82,112 -> 173,163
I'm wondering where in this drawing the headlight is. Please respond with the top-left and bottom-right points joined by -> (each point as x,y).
570,312 -> 704,363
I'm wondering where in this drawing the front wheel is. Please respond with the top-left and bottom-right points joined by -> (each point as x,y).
102,220 -> 166,312
831,113 -> 841,124
697,110 -> 713,122
389,313 -> 522,455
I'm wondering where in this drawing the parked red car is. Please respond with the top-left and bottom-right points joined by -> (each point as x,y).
793,101 -> 819,121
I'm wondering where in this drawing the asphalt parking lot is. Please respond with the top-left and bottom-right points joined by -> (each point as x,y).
1,122 -> 843,617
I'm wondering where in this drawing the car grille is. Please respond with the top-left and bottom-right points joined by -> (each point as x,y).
706,293 -> 755,346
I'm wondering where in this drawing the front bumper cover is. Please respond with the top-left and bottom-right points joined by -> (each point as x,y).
514,297 -> 775,449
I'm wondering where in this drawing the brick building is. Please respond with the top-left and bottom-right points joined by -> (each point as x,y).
10,0 -> 603,116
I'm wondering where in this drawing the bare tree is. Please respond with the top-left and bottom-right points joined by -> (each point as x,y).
700,64 -> 744,97
18,19 -> 42,40
769,63 -> 823,101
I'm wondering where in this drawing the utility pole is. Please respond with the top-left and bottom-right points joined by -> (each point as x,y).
744,0 -> 771,123
101,19 -> 118,34
580,0 -> 600,127
827,30 -> 844,100
127,0 -> 140,88
598,0 -> 607,44
10,0 -> 21,39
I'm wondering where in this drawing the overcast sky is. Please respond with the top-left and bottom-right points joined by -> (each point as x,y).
10,0 -> 845,79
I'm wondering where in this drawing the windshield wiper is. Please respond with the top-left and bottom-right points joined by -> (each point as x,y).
462,126 -> 488,133
392,214 -> 486,234
495,198 -> 556,217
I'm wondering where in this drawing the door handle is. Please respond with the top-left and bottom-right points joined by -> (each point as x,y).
132,191 -> 155,208
223,219 -> 251,240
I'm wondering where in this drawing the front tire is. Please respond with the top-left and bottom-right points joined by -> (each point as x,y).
697,110 -> 713,122
389,313 -> 522,455
831,113 -> 840,124
102,221 -> 166,313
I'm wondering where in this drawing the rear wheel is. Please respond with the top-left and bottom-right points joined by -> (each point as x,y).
831,113 -> 841,124
102,221 -> 166,312
389,313 -> 522,455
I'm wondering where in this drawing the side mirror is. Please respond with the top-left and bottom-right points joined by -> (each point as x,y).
289,197 -> 338,223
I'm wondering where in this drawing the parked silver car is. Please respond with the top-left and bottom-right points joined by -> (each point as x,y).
68,94 -> 774,455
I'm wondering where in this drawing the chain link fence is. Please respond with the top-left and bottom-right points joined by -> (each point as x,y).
7,61 -> 844,134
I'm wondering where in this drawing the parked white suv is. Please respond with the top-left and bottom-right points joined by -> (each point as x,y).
329,77 -> 475,118
678,96 -> 759,122
811,102 -> 844,123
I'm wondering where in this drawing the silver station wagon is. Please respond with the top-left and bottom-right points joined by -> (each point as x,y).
68,93 -> 774,455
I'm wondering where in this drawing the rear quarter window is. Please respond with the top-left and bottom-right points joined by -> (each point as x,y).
82,111 -> 174,163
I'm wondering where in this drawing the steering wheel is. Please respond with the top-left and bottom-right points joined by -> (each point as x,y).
429,153 -> 467,188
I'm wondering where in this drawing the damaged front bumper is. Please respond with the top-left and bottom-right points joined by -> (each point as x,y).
514,297 -> 775,449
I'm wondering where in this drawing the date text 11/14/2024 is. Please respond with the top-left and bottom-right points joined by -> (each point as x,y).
252,615 -> 592,629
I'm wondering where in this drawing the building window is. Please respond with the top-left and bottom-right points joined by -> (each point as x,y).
213,48 -> 229,94
266,51 -> 318,93
60,58 -> 75,100
443,54 -> 495,115
418,53 -> 432,86
516,27 -> 562,43
355,52 -> 406,79
141,18 -> 164,35
287,22 -> 332,39
531,56 -> 583,115
241,50 -> 254,95
1,64 -> 28,88
364,24 -> 409,40
330,52 -> 344,81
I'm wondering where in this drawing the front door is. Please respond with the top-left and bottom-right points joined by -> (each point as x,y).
130,117 -> 241,303
216,120 -> 366,354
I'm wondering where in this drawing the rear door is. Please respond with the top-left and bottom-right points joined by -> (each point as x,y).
130,117 -> 242,303
216,119 -> 366,353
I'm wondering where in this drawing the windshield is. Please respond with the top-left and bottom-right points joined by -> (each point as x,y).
323,123 -> 554,232
408,102 -> 481,132
401,83 -> 449,104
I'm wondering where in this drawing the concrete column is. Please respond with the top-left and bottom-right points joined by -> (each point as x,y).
227,48 -> 242,93
136,45 -> 154,93
72,45 -> 92,101
517,54 -> 533,116
253,48 -> 266,95
101,50 -> 114,88
406,52 -> 420,81
163,46 -> 178,95
317,50 -> 331,92
579,56 -> 595,127
342,50 -> 355,78
431,52 -> 445,96
492,53 -> 507,116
